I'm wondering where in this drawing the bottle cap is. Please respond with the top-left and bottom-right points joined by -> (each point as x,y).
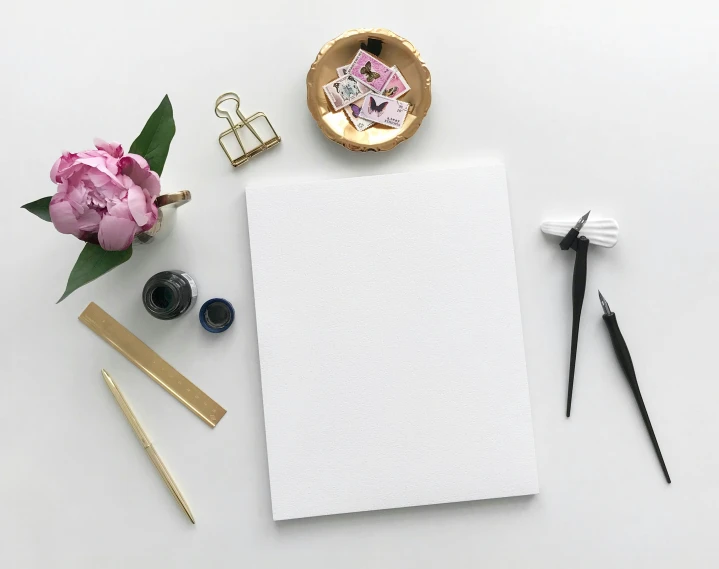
199,298 -> 235,333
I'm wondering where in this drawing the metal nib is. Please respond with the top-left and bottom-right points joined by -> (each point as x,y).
598,290 -> 612,316
573,210 -> 591,232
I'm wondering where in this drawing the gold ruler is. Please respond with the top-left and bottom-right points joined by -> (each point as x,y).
80,302 -> 227,427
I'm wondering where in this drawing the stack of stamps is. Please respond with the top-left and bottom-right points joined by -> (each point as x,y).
322,49 -> 411,132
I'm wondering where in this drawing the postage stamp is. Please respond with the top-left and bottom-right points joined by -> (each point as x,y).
358,93 -> 409,128
336,65 -> 350,77
380,67 -> 411,99
348,49 -> 394,92
323,75 -> 370,111
344,98 -> 374,131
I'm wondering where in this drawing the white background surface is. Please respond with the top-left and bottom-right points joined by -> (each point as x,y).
2,1 -> 718,567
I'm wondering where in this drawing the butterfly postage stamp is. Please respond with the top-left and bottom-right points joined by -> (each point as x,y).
348,49 -> 394,92
323,74 -> 370,111
344,99 -> 374,131
380,67 -> 411,99
336,65 -> 350,76
359,94 -> 409,128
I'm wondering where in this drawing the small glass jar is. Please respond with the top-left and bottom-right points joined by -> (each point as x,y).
142,270 -> 198,320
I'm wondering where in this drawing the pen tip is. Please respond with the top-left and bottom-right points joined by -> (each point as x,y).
101,369 -> 114,387
598,290 -> 612,315
574,210 -> 591,231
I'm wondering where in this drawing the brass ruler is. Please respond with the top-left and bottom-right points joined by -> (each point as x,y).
80,302 -> 226,427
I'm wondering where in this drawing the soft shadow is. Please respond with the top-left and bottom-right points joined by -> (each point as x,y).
274,493 -> 538,533
239,192 -> 274,515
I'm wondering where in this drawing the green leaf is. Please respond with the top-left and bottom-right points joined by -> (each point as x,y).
57,243 -> 133,303
129,95 -> 176,176
21,196 -> 53,222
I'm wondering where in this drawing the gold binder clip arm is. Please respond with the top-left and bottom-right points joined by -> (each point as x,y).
215,92 -> 281,167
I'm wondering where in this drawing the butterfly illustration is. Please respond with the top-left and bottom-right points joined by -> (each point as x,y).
367,96 -> 389,117
360,61 -> 381,83
349,103 -> 362,118
382,86 -> 398,98
332,79 -> 361,103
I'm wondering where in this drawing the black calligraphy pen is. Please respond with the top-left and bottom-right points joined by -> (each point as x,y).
598,291 -> 671,484
559,210 -> 591,417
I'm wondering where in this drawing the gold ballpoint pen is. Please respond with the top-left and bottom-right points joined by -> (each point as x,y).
101,369 -> 195,524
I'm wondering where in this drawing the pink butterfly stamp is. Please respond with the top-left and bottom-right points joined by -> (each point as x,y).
380,67 -> 411,99
348,49 -> 394,92
358,94 -> 409,128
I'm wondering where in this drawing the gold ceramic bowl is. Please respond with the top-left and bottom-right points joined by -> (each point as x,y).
307,29 -> 431,152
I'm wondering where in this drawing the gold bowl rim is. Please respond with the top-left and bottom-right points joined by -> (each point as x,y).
306,28 -> 432,152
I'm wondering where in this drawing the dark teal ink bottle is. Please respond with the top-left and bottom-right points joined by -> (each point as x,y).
142,270 -> 198,320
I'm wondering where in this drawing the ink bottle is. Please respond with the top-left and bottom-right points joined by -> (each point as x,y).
142,270 -> 198,320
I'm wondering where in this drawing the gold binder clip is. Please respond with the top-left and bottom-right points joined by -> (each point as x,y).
215,92 -> 281,167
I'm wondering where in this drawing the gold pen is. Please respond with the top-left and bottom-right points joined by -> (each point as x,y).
101,369 -> 195,524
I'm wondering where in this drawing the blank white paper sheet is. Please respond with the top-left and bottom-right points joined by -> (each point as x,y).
246,164 -> 538,520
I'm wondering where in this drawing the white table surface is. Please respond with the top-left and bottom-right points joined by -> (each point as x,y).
2,2 -> 718,567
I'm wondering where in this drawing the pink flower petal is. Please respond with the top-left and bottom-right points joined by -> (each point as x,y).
108,201 -> 133,220
76,156 -> 122,185
50,152 -> 81,183
77,149 -> 105,159
140,201 -> 158,232
119,153 -> 150,172
55,180 -> 70,196
76,156 -> 108,168
86,170 -> 111,188
105,157 -> 120,176
119,155 -> 162,198
76,209 -> 102,232
98,215 -> 137,251
143,170 -> 161,197
49,198 -> 80,236
127,184 -> 150,226
66,183 -> 89,212
50,156 -> 62,182
93,139 -> 124,158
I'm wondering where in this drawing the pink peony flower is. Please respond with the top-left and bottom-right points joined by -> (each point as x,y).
48,139 -> 161,251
